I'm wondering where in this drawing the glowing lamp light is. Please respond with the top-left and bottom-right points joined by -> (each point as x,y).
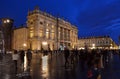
110,46 -> 113,49
91,44 -> 95,49
4,19 -> 10,23
92,44 -> 95,47
42,41 -> 48,45
23,43 -> 27,47
7,19 -> 10,23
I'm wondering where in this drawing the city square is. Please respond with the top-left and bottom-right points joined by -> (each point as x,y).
0,51 -> 120,79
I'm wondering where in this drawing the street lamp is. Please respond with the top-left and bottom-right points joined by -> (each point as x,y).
91,43 -> 95,49
110,44 -> 113,49
3,19 -> 10,23
23,43 -> 27,50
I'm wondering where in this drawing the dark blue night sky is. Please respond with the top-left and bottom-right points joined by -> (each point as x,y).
0,0 -> 120,44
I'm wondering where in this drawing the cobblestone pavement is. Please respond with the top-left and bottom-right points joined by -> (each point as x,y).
0,52 -> 120,79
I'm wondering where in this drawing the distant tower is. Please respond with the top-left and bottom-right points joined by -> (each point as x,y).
0,18 -> 14,51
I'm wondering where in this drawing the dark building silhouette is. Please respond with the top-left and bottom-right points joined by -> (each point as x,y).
0,18 -> 14,51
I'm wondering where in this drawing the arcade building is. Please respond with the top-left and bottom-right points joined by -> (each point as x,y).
78,36 -> 118,50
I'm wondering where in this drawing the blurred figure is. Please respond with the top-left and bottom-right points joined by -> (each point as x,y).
19,50 -> 25,71
26,49 -> 32,66
0,52 -> 3,61
87,69 -> 93,79
64,47 -> 70,68
12,50 -> 19,73
20,50 -> 25,64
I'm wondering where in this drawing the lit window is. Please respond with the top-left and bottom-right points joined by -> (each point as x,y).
51,33 -> 55,39
47,23 -> 49,26
30,27 -> 34,29
46,32 -> 49,39
52,25 -> 54,28
46,29 -> 49,39
39,29 -> 43,37
51,29 -> 55,40
46,29 -> 49,31
30,31 -> 34,38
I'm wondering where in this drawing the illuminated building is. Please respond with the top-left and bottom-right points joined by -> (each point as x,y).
13,26 -> 28,50
78,36 -> 118,49
13,6 -> 78,50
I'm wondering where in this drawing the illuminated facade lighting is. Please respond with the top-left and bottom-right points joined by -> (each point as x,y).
42,41 -> 48,46
13,6 -> 78,50
78,36 -> 118,49
23,43 -> 27,47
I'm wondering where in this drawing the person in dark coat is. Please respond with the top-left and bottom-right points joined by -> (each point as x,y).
19,50 -> 25,71
20,50 -> 25,64
64,47 -> 70,68
26,49 -> 32,66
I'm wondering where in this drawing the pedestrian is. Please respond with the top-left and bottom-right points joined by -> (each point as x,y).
12,50 -> 19,73
19,50 -> 25,70
0,52 -> 3,61
20,50 -> 25,64
64,47 -> 70,68
26,49 -> 32,66
87,69 -> 93,79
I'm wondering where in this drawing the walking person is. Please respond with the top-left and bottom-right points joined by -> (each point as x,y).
12,50 -> 19,74
19,50 -> 25,71
26,49 -> 32,66
87,50 -> 94,79
64,47 -> 70,68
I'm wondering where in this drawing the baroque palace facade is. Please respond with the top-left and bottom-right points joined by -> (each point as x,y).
13,6 -> 78,50
78,36 -> 118,49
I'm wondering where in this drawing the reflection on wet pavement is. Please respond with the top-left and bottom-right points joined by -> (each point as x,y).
23,53 -> 27,71
41,55 -> 48,78
1,52 -> 120,79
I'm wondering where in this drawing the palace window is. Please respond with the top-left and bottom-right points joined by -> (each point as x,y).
46,29 -> 49,39
30,31 -> 34,38
39,29 -> 43,37
52,25 -> 54,28
46,23 -> 49,26
51,30 -> 55,39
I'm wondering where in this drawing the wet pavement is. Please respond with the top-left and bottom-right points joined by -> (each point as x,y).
0,52 -> 120,79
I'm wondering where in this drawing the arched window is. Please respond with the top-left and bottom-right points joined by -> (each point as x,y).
46,29 -> 49,39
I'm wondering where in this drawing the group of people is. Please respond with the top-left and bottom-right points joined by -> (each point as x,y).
63,48 -> 118,79
11,47 -> 119,79
12,49 -> 32,73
